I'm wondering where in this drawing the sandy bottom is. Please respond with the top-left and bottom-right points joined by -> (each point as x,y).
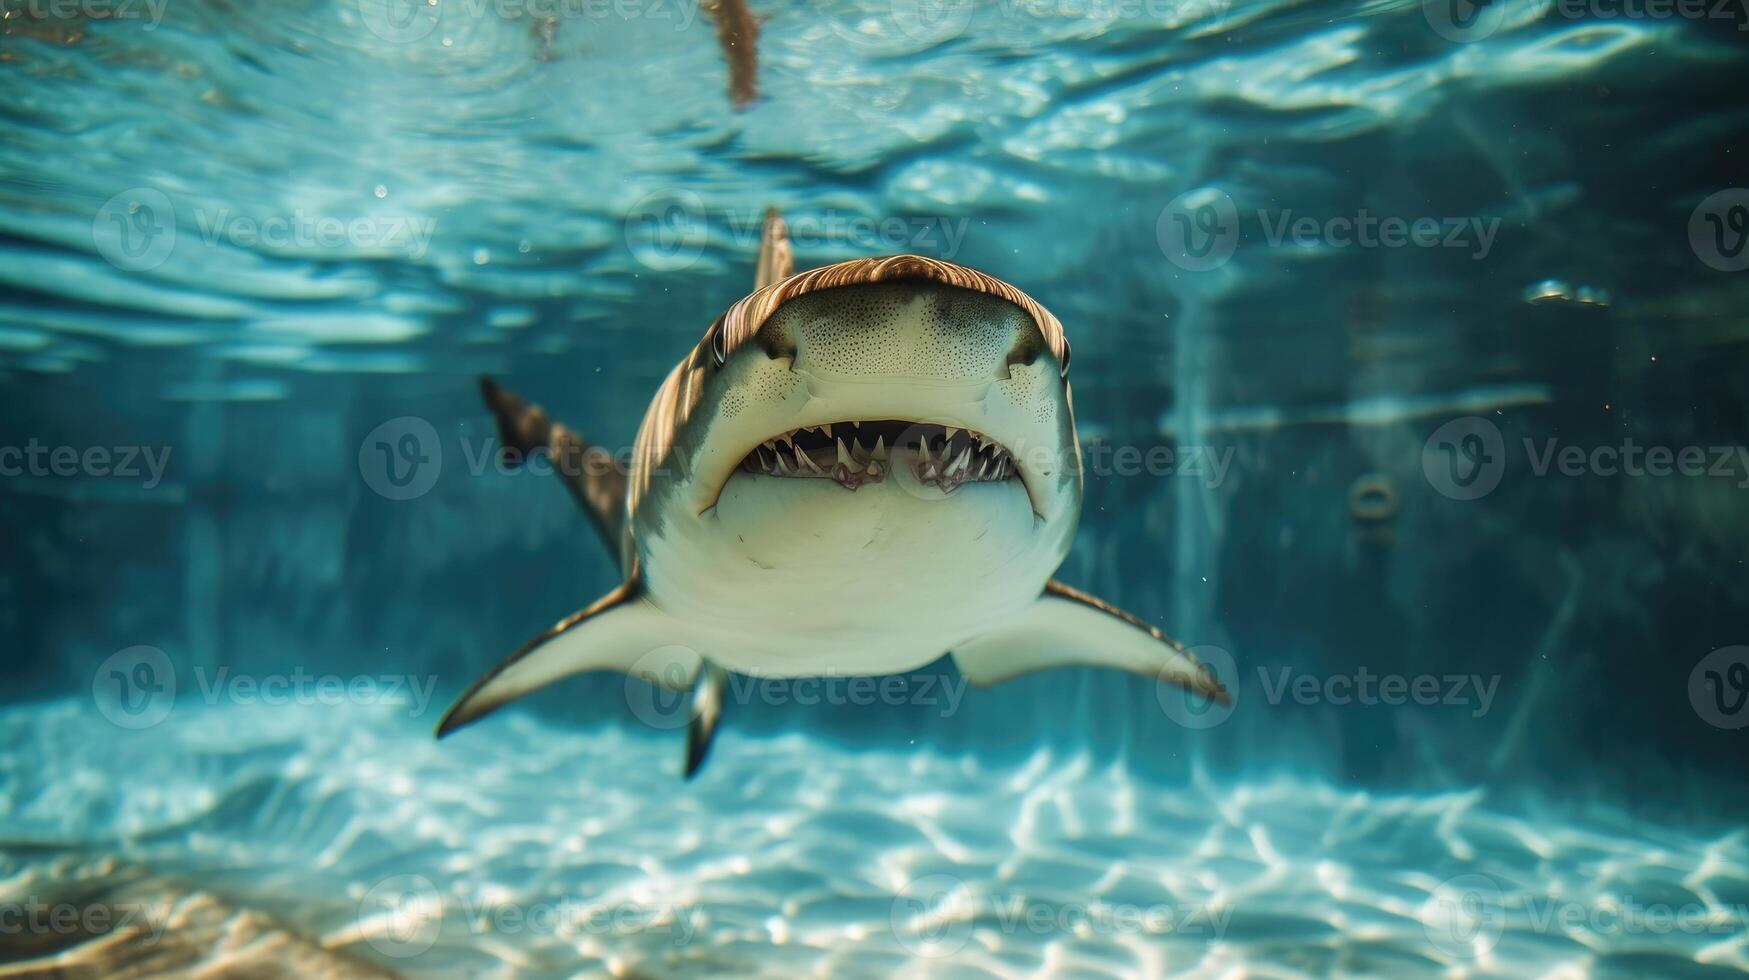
0,699 -> 1744,979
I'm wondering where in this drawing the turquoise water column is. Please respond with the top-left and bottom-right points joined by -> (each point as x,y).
1169,300 -> 1216,646
1157,183 -> 1242,772
180,371 -> 223,683
1158,186 -> 1239,657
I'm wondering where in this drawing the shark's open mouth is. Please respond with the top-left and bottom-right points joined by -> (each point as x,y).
736,420 -> 1019,493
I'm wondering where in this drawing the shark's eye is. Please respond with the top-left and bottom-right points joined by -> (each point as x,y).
709,318 -> 728,366
1058,341 -> 1071,377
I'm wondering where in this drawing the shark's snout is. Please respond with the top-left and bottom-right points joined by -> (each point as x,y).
693,257 -> 1078,522
757,282 -> 1046,388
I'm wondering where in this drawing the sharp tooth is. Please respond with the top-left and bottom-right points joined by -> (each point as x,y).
821,423 -> 832,438
948,447 -> 971,476
917,438 -> 933,464
837,439 -> 854,468
978,457 -> 992,480
775,453 -> 792,475
798,448 -> 823,473
945,426 -> 960,442
873,435 -> 886,460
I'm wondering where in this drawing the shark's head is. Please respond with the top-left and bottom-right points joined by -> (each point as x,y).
632,256 -> 1082,648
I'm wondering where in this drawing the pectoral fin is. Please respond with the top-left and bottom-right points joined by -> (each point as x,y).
479,375 -> 628,565
435,581 -> 701,738
952,580 -> 1230,704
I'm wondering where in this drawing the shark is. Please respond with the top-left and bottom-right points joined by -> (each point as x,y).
437,209 -> 1230,775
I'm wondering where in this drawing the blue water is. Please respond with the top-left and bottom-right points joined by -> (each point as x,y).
3,0 -> 1748,976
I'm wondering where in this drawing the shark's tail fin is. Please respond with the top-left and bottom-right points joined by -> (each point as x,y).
479,375 -> 628,562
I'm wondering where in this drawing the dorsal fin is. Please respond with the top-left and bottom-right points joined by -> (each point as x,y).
674,206 -> 792,779
755,207 -> 792,289
479,375 -> 627,564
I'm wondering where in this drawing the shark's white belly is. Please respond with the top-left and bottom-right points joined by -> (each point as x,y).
637,474 -> 1061,677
